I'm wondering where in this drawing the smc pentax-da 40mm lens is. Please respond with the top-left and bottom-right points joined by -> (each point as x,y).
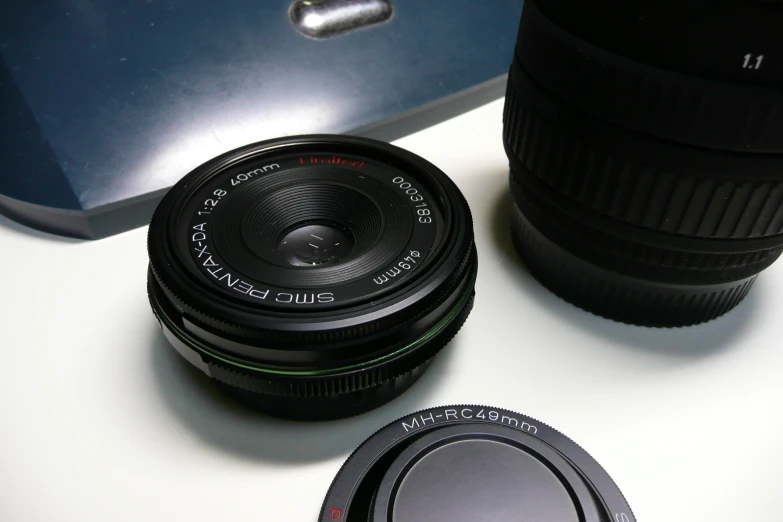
147,135 -> 476,420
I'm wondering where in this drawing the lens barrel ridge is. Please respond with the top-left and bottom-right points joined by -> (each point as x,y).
509,165 -> 783,284
148,135 -> 477,419
518,1 -> 783,152
510,170 -> 762,326
505,61 -> 783,240
534,0 -> 783,88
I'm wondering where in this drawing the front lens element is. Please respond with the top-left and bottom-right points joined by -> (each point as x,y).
147,135 -> 476,420
277,223 -> 354,266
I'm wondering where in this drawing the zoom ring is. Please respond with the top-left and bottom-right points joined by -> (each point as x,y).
510,167 -> 783,283
504,62 -> 783,240
516,0 -> 783,152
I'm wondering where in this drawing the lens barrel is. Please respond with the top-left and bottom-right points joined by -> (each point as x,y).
147,136 -> 476,420
320,405 -> 635,522
505,0 -> 783,326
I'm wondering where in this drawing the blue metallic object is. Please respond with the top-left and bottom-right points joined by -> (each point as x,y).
0,0 -> 523,238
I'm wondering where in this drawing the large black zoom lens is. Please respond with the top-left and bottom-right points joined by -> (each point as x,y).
147,136 -> 476,420
505,1 -> 783,326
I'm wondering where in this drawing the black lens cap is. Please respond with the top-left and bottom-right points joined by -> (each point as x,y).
320,405 -> 634,522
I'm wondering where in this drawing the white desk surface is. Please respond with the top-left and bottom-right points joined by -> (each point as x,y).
2,99 -> 782,522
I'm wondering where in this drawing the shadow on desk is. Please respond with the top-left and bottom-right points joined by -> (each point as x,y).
148,326 -> 458,464
0,212 -> 85,244
488,187 -> 761,358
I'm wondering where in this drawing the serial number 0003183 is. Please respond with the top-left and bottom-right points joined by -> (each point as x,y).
186,153 -> 440,307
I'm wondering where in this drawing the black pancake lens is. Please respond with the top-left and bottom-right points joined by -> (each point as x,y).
504,1 -> 783,326
147,136 -> 476,420
277,223 -> 354,266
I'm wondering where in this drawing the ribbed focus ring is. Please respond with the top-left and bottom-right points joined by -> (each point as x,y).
512,206 -> 757,327
510,167 -> 783,284
207,293 -> 474,399
504,62 -> 783,240
517,0 -> 783,152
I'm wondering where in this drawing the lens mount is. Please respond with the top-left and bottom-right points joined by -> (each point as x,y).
147,135 -> 476,419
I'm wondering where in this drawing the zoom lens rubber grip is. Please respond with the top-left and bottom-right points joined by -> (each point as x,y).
511,204 -> 757,327
509,163 -> 783,285
516,0 -> 783,152
509,159 -> 763,327
504,60 -> 783,240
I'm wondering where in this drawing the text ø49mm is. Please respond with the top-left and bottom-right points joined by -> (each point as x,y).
147,135 -> 477,420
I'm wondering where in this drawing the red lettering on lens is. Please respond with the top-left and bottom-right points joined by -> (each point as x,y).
308,156 -> 365,168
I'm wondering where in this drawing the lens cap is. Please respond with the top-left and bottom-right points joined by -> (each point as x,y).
321,405 -> 634,522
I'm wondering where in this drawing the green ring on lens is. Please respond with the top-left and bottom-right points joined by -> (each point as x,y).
153,271 -> 475,377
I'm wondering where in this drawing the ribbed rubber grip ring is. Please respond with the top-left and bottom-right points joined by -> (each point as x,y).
504,61 -> 783,240
210,295 -> 474,400
510,165 -> 783,283
511,204 -> 757,327
516,0 -> 783,152
150,273 -> 475,420
510,164 -> 783,285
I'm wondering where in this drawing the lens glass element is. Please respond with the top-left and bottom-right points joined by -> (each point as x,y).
277,223 -> 354,266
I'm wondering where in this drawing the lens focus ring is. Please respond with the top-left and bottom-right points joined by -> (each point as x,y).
505,61 -> 783,240
511,205 -> 758,327
510,166 -> 783,284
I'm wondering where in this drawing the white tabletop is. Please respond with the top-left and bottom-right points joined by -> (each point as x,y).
2,99 -> 782,522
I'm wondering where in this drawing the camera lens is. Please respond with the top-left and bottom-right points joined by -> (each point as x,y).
147,135 -> 476,420
277,223 -> 354,266
320,405 -> 635,522
504,0 -> 783,326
